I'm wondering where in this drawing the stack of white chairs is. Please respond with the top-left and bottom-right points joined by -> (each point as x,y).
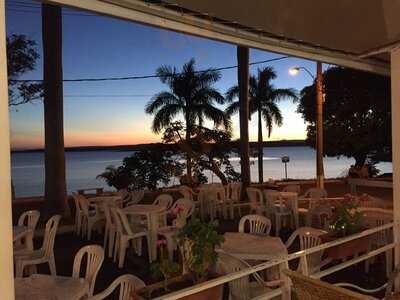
14,210 -> 40,254
299,187 -> 328,226
111,207 -> 150,267
15,214 -> 61,277
226,182 -> 242,218
246,187 -> 266,215
264,189 -> 294,236
102,202 -> 118,258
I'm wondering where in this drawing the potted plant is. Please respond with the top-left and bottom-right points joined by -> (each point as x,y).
322,194 -> 368,260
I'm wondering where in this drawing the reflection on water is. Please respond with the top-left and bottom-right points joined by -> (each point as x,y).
11,147 -> 392,198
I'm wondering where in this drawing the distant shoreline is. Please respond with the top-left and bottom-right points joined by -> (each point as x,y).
12,139 -> 307,153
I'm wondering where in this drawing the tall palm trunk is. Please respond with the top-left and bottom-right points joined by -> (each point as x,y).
237,46 -> 251,189
42,4 -> 67,215
185,113 -> 192,182
257,107 -> 263,183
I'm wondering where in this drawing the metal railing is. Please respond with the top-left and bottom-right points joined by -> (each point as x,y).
153,222 -> 395,300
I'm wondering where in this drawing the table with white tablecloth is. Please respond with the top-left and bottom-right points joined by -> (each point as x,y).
15,274 -> 89,300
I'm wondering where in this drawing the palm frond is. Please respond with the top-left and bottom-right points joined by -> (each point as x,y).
152,104 -> 182,133
145,91 -> 180,114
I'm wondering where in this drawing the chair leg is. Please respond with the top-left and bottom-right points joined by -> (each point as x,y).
108,230 -> 116,258
49,256 -> 57,275
118,239 -> 127,268
386,249 -> 393,278
103,225 -> 109,249
113,233 -> 119,263
275,215 -> 281,237
15,261 -> 25,278
146,236 -> 152,263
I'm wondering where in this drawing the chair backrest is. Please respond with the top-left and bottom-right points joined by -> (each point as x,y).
18,210 -> 40,231
153,194 -> 174,209
130,190 -> 145,204
282,184 -> 301,194
217,252 -> 264,300
89,274 -> 146,300
178,186 -> 194,201
110,207 -> 124,235
238,214 -> 271,236
171,198 -> 195,218
75,193 -> 91,216
118,189 -> 132,203
42,215 -> 61,258
283,269 -> 375,300
227,182 -> 242,202
73,245 -> 104,296
304,188 -> 328,200
72,192 -> 83,213
116,208 -> 135,236
102,202 -> 115,228
246,187 -> 264,207
311,204 -> 332,230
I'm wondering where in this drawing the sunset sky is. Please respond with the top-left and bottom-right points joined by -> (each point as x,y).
6,1 -> 318,150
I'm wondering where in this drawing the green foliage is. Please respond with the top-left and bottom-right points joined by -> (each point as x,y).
163,121 -> 240,184
297,67 -> 391,166
7,34 -> 42,106
150,245 -> 181,285
145,58 -> 229,134
177,218 -> 224,282
97,149 -> 184,191
329,195 -> 364,237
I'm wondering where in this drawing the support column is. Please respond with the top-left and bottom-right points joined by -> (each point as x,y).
391,48 -> 400,285
237,46 -> 251,188
0,1 -> 16,298
316,61 -> 325,188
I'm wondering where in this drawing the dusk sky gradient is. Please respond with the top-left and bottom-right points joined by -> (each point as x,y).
6,1 -> 319,150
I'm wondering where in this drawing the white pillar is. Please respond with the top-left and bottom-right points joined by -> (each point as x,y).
391,48 -> 400,283
0,1 -> 15,299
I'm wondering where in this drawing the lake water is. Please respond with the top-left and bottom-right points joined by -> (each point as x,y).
11,146 -> 393,198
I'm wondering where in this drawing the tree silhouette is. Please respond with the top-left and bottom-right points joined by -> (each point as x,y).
226,66 -> 297,182
146,59 -> 229,180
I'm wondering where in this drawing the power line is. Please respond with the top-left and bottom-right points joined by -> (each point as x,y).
11,56 -> 291,83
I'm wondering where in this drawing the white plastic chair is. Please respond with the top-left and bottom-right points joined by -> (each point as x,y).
72,193 -> 84,236
228,182 -> 243,218
170,198 -> 195,219
300,188 -> 328,226
112,208 -> 150,268
217,252 -> 276,300
14,210 -> 40,252
15,214 -> 61,277
153,194 -> 174,210
263,190 -> 293,236
178,185 -> 197,201
285,227 -> 331,275
238,214 -> 271,236
246,187 -> 266,215
102,203 -> 117,258
125,190 -> 145,206
76,193 -> 105,240
89,274 -> 146,300
72,245 -> 104,297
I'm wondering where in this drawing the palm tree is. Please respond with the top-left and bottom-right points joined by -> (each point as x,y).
145,58 -> 229,179
226,66 -> 297,183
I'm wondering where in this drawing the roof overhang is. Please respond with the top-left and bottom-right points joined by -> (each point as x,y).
46,0 -> 396,75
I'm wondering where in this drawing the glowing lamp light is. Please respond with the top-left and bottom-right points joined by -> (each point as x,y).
288,67 -> 300,76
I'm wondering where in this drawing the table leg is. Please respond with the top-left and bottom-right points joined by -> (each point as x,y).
149,213 -> 159,262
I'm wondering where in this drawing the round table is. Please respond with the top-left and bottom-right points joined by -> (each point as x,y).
15,274 -> 89,300
13,226 -> 34,251
123,204 -> 166,262
219,232 -> 288,261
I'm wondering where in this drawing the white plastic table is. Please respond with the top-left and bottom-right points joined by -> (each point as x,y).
13,226 -> 34,251
15,274 -> 89,300
219,232 -> 288,261
123,204 -> 166,262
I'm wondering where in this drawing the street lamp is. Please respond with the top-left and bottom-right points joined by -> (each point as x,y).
289,62 -> 325,189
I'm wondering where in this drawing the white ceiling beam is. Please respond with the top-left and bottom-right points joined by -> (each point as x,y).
359,40 -> 400,58
45,0 -> 390,76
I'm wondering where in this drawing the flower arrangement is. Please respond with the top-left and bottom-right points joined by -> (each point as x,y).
150,239 -> 182,291
329,193 -> 364,237
176,218 -> 224,283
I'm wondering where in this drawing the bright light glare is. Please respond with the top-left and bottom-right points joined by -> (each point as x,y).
289,67 -> 300,76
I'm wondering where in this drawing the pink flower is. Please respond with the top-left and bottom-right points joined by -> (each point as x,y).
156,239 -> 167,247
